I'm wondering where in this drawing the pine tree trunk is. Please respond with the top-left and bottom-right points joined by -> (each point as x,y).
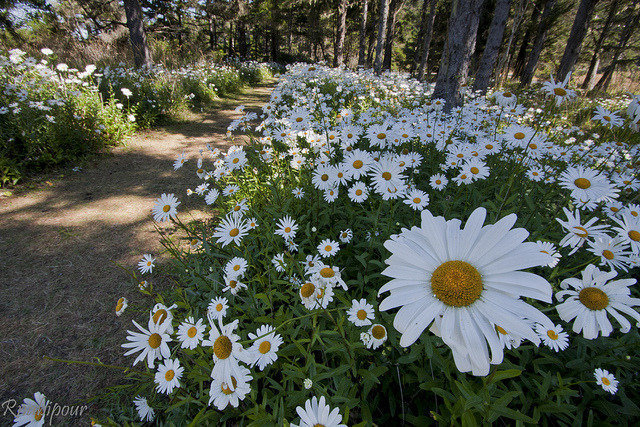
123,0 -> 152,68
433,0 -> 485,110
383,0 -> 404,70
374,0 -> 390,74
594,6 -> 640,92
582,0 -> 619,89
335,0 -> 348,67
497,0 -> 527,85
358,0 -> 370,67
520,0 -> 557,86
416,0 -> 437,81
473,0 -> 511,93
411,0 -> 431,74
557,0 -> 600,81
513,1 -> 541,79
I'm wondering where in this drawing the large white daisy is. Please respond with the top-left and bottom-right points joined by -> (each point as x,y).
378,207 -> 553,376
291,396 -> 346,427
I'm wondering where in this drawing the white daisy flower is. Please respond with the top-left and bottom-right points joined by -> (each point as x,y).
535,241 -> 562,267
133,396 -> 154,422
323,187 -> 339,203
137,253 -> 155,274
208,297 -> 229,322
317,239 -> 339,258
115,297 -> 128,317
594,368 -> 618,394
338,229 -> 353,243
222,184 -> 240,196
429,174 -> 448,190
177,316 -> 206,349
205,188 -> 220,205
292,187 -> 305,198
612,213 -> 640,255
247,217 -> 259,229
347,298 -> 375,326
152,193 -> 180,222
275,215 -> 299,240
379,207 -> 554,376
223,275 -> 247,295
364,324 -> 387,349
302,254 -> 321,272
150,303 -> 177,334
212,213 -> 250,247
13,392 -> 48,427
122,319 -> 172,368
291,396 -> 346,427
248,325 -> 284,371
173,152 -> 187,170
347,181 -> 369,202
208,365 -> 252,409
272,253 -> 287,272
155,358 -> 184,394
224,257 -> 248,277
558,166 -> 618,207
587,235 -> 633,272
556,264 -> 640,339
404,189 -> 429,210
557,208 -> 609,255
535,323 -> 569,352
202,318 -> 252,389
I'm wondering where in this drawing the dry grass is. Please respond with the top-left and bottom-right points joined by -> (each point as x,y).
0,80 -> 275,424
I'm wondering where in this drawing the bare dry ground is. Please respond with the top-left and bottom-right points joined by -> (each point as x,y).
0,80 -> 275,423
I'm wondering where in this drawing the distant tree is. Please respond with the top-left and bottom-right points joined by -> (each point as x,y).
473,0 -> 511,93
582,0 -> 619,89
415,0 -> 437,81
373,0 -> 389,74
382,0 -> 404,70
433,0 -> 485,110
123,0 -> 152,67
357,0 -> 370,66
557,0 -> 600,81
334,0 -> 348,66
520,0 -> 556,85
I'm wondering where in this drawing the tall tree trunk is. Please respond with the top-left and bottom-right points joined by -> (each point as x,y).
557,0 -> 600,81
208,16 -> 216,50
358,0 -> 370,67
374,0 -> 390,74
335,0 -> 348,67
123,0 -> 152,68
520,0 -> 557,86
594,5 -> 640,92
582,0 -> 619,89
416,0 -> 437,81
238,23 -> 248,58
383,0 -> 404,70
433,0 -> 485,110
497,0 -> 527,85
473,0 -> 511,92
513,1 -> 541,78
367,25 -> 377,67
411,0 -> 430,74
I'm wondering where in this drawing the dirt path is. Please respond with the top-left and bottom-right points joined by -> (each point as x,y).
0,80 -> 275,421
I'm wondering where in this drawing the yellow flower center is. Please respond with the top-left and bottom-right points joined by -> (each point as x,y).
296,117 -> 303,122
602,250 -> 614,260
357,309 -> 367,320
34,408 -> 43,421
371,325 -> 386,339
355,189 -> 363,196
187,326 -> 197,338
495,325 -> 507,335
165,369 -> 175,381
321,174 -> 329,181
579,287 -> 609,310
324,245 -> 332,252
284,226 -> 293,233
573,226 -> 589,238
153,309 -> 168,325
216,303 -> 223,311
460,174 -> 468,180
320,267 -> 335,278
259,341 -> 271,354
229,228 -> 240,237
221,376 -> 238,395
233,157 -> 239,164
546,329 -> 559,340
163,204 -> 171,212
377,133 -> 386,139
116,298 -> 124,311
229,280 -> 237,288
382,172 -> 392,180
435,179 -> 441,185
601,377 -> 611,386
629,230 -> 640,241
503,91 -> 512,97
430,260 -> 483,307
514,132 -> 525,140
486,144 -> 493,150
233,265 -> 240,271
213,335 -> 233,359
553,88 -> 567,96
470,167 -> 479,175
529,143 -> 537,150
413,197 -> 421,204
234,205 -> 240,211
148,333 -> 161,349
603,116 -> 611,122
456,153 -> 464,158
574,178 -> 591,189
301,282 -> 316,298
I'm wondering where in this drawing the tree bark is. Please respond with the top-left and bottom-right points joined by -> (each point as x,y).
334,0 -> 348,67
557,0 -> 600,81
433,0 -> 485,110
473,0 -> 511,93
358,0 -> 370,67
383,0 -> 404,70
520,0 -> 556,86
513,1 -> 541,79
594,5 -> 640,91
497,0 -> 527,85
416,0 -> 437,81
582,0 -> 619,89
411,0 -> 431,74
123,0 -> 152,68
374,0 -> 390,74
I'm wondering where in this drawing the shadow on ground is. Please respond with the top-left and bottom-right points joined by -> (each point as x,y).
0,80 -> 275,423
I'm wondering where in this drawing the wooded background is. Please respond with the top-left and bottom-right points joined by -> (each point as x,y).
2,0 -> 639,101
